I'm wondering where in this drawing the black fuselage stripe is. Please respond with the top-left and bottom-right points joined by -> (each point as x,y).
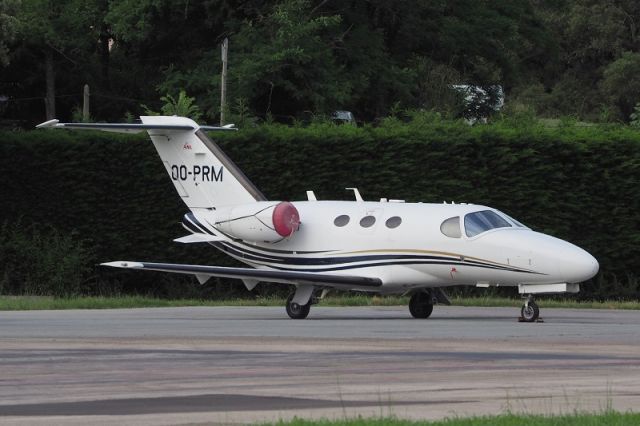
236,259 -> 539,274
185,213 -> 216,236
219,245 -> 541,275
182,218 -> 202,234
218,241 -> 539,274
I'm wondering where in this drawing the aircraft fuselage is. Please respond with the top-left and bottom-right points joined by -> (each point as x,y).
184,200 -> 598,294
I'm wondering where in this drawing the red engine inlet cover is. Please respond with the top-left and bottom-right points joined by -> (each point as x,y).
272,202 -> 300,237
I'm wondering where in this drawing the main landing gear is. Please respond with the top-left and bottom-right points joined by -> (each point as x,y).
409,289 -> 452,319
408,289 -> 451,319
286,293 -> 312,319
409,292 -> 434,318
519,294 -> 541,322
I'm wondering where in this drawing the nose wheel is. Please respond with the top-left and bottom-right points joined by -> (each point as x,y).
520,295 -> 541,322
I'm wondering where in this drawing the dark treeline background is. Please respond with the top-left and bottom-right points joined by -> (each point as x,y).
1,116 -> 639,299
3,0 -> 640,125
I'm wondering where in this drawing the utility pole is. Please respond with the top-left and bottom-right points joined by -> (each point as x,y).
82,84 -> 90,122
220,37 -> 228,126
44,49 -> 56,120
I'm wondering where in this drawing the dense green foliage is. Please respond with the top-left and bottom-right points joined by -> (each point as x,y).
0,0 -> 19,66
3,1 -> 640,124
0,118 -> 638,298
0,221 -> 92,296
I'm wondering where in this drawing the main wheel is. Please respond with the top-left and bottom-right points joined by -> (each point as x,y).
520,301 -> 540,322
409,292 -> 434,319
286,294 -> 311,319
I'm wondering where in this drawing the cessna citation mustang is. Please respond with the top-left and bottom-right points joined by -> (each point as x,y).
37,116 -> 599,321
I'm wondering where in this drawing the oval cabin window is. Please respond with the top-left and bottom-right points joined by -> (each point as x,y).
334,215 -> 350,227
359,216 -> 376,228
385,216 -> 402,229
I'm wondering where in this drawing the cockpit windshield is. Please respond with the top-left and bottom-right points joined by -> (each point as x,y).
498,211 -> 527,228
464,210 -> 512,237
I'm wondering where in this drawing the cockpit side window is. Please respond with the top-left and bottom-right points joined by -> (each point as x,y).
440,216 -> 461,238
464,210 -> 512,237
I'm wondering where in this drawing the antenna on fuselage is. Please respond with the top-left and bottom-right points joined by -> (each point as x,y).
345,188 -> 364,202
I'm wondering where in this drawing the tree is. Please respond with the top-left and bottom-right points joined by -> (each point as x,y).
142,90 -> 203,122
15,0 -> 108,119
0,0 -> 19,66
105,0 -> 249,120
8,0 -> 640,124
528,0 -> 640,120
312,0 -> 554,118
230,0 -> 348,117
601,52 -> 640,120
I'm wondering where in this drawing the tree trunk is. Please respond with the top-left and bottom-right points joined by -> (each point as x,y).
44,48 -> 56,120
99,25 -> 111,89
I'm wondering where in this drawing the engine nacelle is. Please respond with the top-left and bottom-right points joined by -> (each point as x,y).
214,201 -> 300,243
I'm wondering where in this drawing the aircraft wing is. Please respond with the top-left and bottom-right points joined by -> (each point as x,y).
101,261 -> 383,289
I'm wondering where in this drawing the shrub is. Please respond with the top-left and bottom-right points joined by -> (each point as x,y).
0,221 -> 94,297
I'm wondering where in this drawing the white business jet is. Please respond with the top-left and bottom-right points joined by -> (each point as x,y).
37,116 -> 599,321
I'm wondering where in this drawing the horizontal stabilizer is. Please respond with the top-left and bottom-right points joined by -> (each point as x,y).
37,115 -> 262,208
173,234 -> 225,244
101,261 -> 383,289
36,119 -> 236,134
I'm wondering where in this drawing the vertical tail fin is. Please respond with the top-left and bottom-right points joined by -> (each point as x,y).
141,116 -> 265,208
37,116 -> 266,208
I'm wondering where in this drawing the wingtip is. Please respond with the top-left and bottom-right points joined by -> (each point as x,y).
35,119 -> 60,129
100,261 -> 145,269
199,123 -> 238,132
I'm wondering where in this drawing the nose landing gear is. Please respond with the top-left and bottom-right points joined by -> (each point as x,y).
519,295 -> 542,322
286,293 -> 312,319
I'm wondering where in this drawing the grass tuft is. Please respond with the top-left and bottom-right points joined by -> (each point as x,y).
266,411 -> 640,426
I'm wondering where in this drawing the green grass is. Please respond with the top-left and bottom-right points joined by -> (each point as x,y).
266,412 -> 640,426
0,295 -> 278,310
1,294 -> 639,310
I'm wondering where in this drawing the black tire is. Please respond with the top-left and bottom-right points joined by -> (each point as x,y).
409,292 -> 434,319
286,294 -> 311,319
520,301 -> 540,322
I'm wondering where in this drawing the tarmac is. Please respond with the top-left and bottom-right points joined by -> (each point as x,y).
1,305 -> 639,425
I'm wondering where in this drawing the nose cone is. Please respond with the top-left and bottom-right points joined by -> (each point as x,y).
561,244 -> 599,283
476,229 -> 599,284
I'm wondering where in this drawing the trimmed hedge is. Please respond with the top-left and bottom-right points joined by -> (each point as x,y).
1,120 -> 639,298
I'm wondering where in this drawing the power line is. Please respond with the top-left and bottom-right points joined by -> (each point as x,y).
5,92 -> 150,104
6,94 -> 79,101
